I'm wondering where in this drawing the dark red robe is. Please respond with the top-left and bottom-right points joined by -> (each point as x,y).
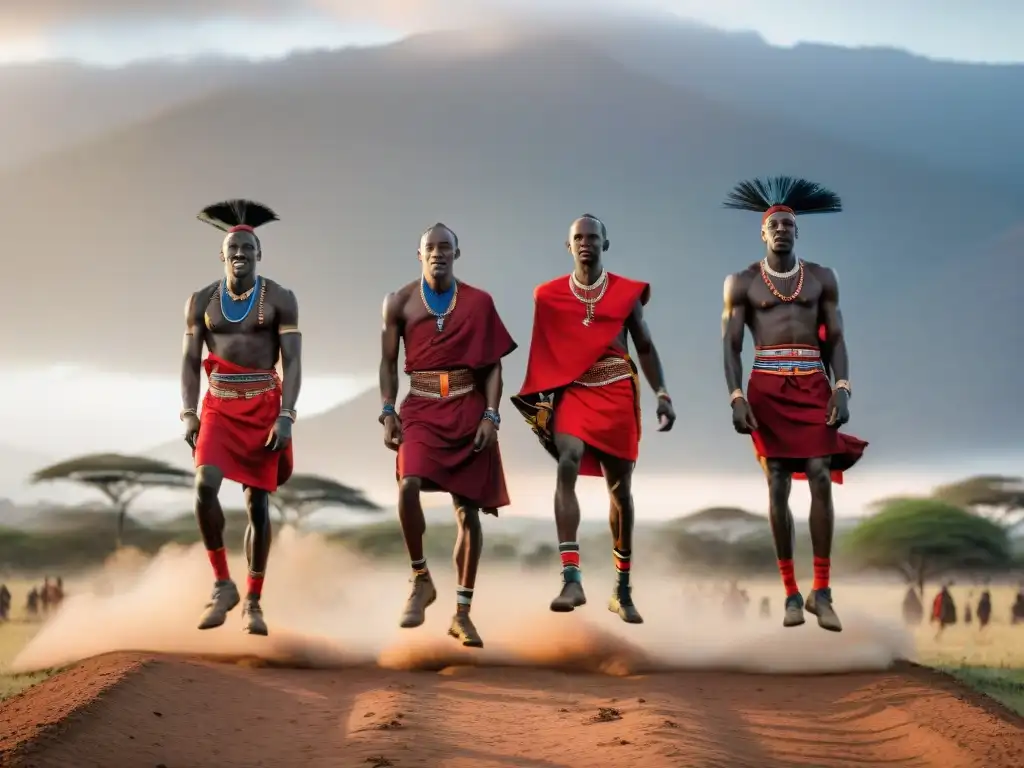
193,353 -> 294,492
397,282 -> 517,512
747,342 -> 867,485
513,272 -> 649,476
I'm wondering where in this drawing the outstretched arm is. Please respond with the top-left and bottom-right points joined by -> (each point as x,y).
180,293 -> 205,413
818,268 -> 849,388
380,293 -> 402,408
625,300 -> 668,395
722,274 -> 748,396
277,289 -> 302,413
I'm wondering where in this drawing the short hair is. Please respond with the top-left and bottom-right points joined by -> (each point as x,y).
420,222 -> 459,250
578,213 -> 607,239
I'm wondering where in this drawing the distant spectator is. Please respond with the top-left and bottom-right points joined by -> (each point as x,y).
931,584 -> 957,637
977,590 -> 992,629
902,587 -> 923,626
759,596 -> 770,619
0,583 -> 10,620
1012,588 -> 1024,625
26,587 -> 39,616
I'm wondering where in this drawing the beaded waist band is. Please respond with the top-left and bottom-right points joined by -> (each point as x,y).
208,370 -> 280,399
573,356 -> 634,387
752,346 -> 824,376
408,369 -> 475,399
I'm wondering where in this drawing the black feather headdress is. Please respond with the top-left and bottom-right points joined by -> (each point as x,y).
197,199 -> 279,232
723,176 -> 842,218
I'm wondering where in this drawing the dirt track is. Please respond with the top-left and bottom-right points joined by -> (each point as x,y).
0,653 -> 1021,767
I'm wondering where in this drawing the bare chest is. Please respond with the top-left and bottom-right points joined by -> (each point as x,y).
747,270 -> 823,313
203,283 -> 279,335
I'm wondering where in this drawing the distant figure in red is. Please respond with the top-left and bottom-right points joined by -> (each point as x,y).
931,583 -> 957,637
722,177 -> 868,632
181,199 -> 301,636
512,215 -> 676,624
380,223 -> 517,648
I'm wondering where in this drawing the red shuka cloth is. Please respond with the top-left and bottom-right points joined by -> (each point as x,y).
397,282 -> 517,510
193,353 -> 294,492
746,347 -> 867,485
515,272 -> 649,477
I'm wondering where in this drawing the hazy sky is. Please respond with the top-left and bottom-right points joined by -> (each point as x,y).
3,365 -> 373,456
0,0 -> 1021,65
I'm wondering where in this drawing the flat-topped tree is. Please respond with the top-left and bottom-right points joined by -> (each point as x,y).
271,473 -> 381,526
31,453 -> 193,548
932,475 -> 1024,532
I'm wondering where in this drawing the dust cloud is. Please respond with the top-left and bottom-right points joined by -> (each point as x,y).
12,528 -> 914,676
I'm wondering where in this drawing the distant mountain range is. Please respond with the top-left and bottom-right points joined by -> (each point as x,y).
3,19 -> 1021,474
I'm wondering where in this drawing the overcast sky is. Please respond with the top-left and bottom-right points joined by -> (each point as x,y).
0,0 -> 1021,66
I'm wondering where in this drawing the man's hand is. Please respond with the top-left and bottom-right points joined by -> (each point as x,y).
266,415 -> 293,452
826,388 -> 850,427
656,396 -> 676,432
731,398 -> 758,434
383,414 -> 403,452
182,413 -> 201,450
473,418 -> 497,452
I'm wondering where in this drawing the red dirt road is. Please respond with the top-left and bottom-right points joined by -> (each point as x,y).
1,653 -> 1022,767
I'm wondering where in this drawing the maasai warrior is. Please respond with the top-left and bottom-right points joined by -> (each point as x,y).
181,199 -> 301,636
380,223 -> 516,648
721,177 -> 867,632
512,215 -> 676,623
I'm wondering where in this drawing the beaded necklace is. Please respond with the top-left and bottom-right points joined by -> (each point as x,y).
420,278 -> 458,332
759,259 -> 804,302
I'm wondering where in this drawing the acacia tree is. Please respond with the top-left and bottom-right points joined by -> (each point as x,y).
841,497 -> 1013,593
932,475 -> 1024,531
270,473 -> 381,526
31,453 -> 194,548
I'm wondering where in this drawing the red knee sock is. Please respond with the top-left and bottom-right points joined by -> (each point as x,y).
207,548 -> 230,582
812,557 -> 830,591
246,573 -> 265,600
777,559 -> 799,597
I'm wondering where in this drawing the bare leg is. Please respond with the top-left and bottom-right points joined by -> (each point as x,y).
602,456 -> 642,624
766,459 -> 804,627
803,457 -> 842,632
195,465 -> 239,630
397,476 -> 435,628
448,496 -> 484,647
240,486 -> 272,636
550,434 -> 587,612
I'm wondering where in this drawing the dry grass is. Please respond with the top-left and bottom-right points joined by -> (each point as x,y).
1,577 -> 53,699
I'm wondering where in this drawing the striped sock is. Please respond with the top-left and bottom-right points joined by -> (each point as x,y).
207,548 -> 230,582
613,548 -> 631,591
456,585 -> 473,613
558,541 -> 581,583
246,572 -> 264,600
812,557 -> 830,591
411,557 -> 428,575
778,559 -> 799,597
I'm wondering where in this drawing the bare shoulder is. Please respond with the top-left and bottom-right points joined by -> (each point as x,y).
262,277 -> 298,307
803,261 -> 836,281
804,261 -> 839,292
723,263 -> 757,300
382,281 -> 417,321
185,281 -> 219,320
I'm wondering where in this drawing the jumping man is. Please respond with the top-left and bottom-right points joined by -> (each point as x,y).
512,215 -> 676,624
380,223 -> 517,648
721,177 -> 868,632
181,199 -> 301,636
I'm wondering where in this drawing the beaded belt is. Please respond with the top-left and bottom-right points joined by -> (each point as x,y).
208,371 -> 280,399
573,356 -> 634,387
752,346 -> 824,376
408,369 -> 476,399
